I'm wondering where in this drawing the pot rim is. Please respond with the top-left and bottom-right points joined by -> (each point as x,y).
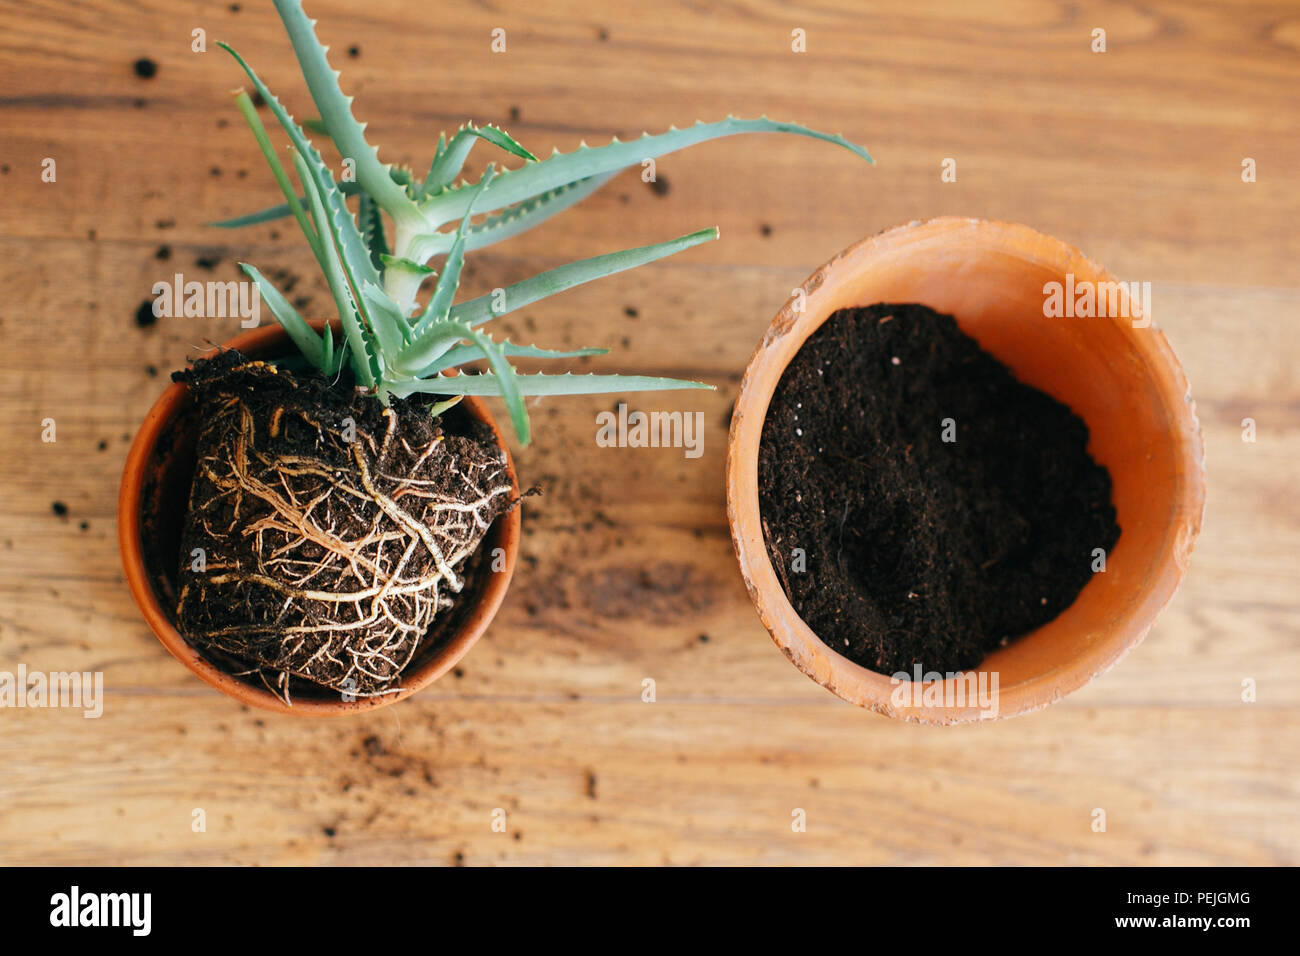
725,217 -> 1206,723
117,321 -> 522,716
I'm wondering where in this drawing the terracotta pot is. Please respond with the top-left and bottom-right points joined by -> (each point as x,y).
726,218 -> 1205,723
118,321 -> 521,716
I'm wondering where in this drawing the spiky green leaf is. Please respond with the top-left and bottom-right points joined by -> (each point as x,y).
240,263 -> 325,370
218,41 -> 380,291
412,167 -> 496,330
270,0 -> 419,225
416,340 -> 607,377
462,330 -> 530,444
390,371 -> 713,398
419,117 -> 873,227
390,320 -> 475,376
451,227 -> 717,327
378,254 -> 434,310
405,174 -> 615,260
230,90 -> 323,268
293,148 -> 375,386
360,282 -> 409,358
423,122 -> 536,196
358,193 -> 388,272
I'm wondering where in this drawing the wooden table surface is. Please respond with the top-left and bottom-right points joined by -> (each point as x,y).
1,0 -> 1296,866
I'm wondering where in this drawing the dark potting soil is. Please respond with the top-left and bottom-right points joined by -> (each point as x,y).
171,351 -> 515,702
758,303 -> 1120,676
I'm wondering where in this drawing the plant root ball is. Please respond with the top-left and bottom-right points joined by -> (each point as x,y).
173,352 -> 514,703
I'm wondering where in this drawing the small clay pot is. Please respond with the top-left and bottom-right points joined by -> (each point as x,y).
118,322 -> 521,716
726,218 -> 1205,723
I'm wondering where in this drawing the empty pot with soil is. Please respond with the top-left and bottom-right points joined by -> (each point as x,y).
726,218 -> 1205,723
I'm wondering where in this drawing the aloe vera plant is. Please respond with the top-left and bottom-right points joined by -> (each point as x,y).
216,0 -> 872,445
164,0 -> 870,705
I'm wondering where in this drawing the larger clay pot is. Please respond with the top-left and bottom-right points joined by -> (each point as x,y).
726,218 -> 1205,723
118,321 -> 521,716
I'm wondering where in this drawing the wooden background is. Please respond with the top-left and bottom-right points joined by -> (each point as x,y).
0,0 -> 1296,865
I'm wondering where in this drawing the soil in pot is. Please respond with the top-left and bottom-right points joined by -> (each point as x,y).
170,351 -> 515,702
758,303 -> 1121,675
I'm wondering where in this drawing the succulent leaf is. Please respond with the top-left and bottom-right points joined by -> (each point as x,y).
358,193 -> 388,272
209,174 -> 409,229
211,170 -> 609,250
270,0 -> 419,226
417,341 -> 607,377
390,320 -> 477,377
240,263 -> 325,370
419,117 -> 873,228
390,371 -> 714,398
322,321 -> 336,373
218,41 -> 380,291
411,167 -> 496,329
293,148 -> 376,386
423,123 -> 537,196
379,254 -> 434,276
379,254 -> 435,311
462,174 -> 614,251
462,330 -> 530,444
360,282 -> 409,357
451,227 -> 718,328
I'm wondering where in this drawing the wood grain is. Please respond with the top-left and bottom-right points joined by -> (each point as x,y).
0,0 -> 1296,865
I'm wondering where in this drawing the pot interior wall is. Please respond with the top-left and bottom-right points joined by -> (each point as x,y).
798,225 -> 1193,691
